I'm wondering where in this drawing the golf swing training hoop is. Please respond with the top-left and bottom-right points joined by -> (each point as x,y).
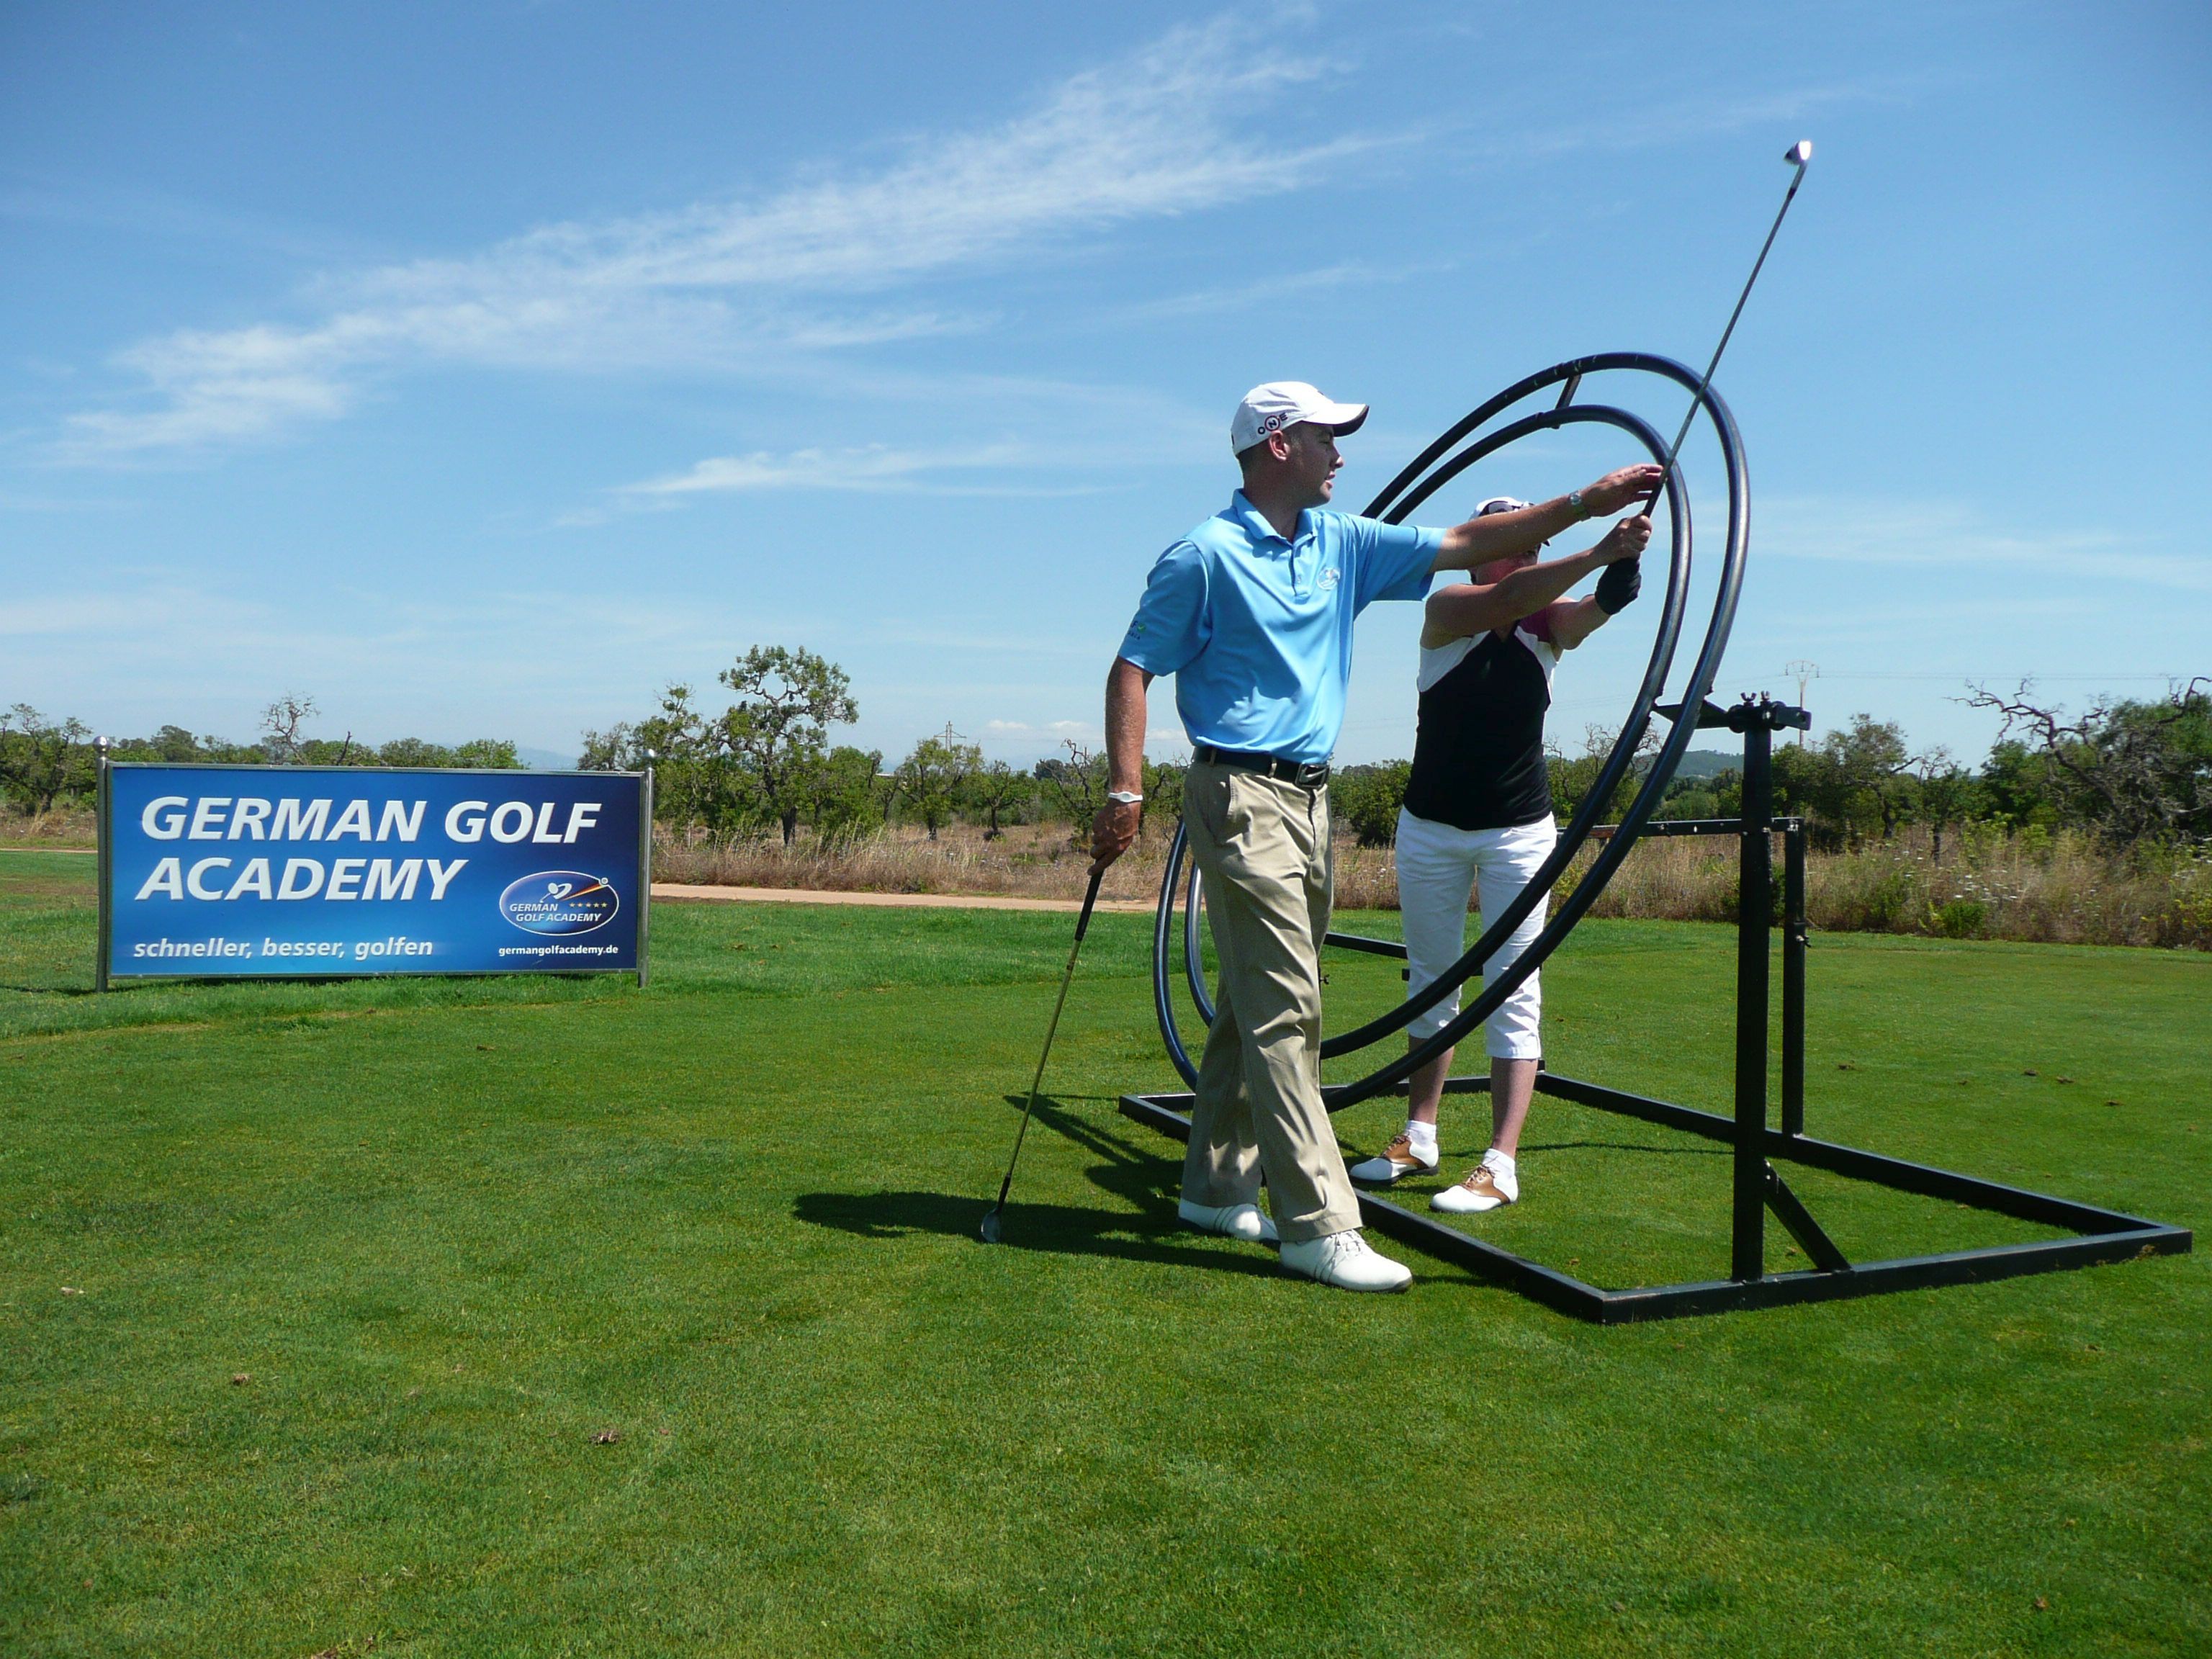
1115,140 -> 2191,1317
1149,135 -> 1820,1099
1150,353 -> 1730,1102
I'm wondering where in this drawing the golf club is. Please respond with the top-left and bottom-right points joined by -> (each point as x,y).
979,865 -> 1107,1244
1645,139 -> 1813,511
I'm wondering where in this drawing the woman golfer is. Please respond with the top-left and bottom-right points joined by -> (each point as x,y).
1349,496 -> 1645,1211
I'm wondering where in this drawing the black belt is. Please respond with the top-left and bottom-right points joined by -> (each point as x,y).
1193,745 -> 1331,788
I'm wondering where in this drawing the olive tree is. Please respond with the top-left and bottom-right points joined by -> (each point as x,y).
0,705 -> 93,815
894,725 -> 981,840
719,646 -> 860,846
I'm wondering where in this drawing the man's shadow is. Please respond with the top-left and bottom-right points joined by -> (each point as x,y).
793,1092 -> 1276,1277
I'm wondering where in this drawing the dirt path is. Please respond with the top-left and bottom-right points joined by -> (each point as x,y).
0,852 -> 1154,914
650,881 -> 1154,915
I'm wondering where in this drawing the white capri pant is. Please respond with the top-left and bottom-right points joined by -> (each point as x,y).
1395,808 -> 1557,1058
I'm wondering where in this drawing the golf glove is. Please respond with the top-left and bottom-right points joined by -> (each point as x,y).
1595,555 -> 1642,616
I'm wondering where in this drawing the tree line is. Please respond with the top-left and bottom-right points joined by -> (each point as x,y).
578,646 -> 1181,845
0,698 -> 518,818
1327,680 -> 2211,856
15,658 -> 2203,858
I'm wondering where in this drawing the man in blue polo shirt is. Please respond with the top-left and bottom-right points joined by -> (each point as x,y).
1090,381 -> 1657,1292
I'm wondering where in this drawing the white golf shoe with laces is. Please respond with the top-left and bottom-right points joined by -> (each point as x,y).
1178,1198 -> 1280,1244
1431,1151 -> 1519,1214
1348,1131 -> 1439,1185
1277,1228 -> 1413,1292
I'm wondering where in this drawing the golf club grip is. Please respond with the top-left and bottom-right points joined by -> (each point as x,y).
1072,868 -> 1105,943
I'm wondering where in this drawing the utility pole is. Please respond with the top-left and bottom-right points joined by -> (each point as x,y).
1785,660 -> 1819,744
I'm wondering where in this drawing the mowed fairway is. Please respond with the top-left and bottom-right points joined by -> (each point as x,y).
4,849 -> 2208,1657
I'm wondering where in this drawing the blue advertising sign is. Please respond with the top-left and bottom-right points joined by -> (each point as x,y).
97,764 -> 649,984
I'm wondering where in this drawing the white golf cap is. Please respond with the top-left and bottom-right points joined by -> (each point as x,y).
1231,381 -> 1370,455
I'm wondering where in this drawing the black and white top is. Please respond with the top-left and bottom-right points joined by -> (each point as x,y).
1401,607 -> 1563,832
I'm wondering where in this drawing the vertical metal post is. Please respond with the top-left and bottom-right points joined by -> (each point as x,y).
1781,821 -> 1807,1138
1732,707 -> 1774,1281
637,765 -> 654,989
94,739 -> 112,993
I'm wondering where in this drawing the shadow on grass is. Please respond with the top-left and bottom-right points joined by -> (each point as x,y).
1520,1139 -> 1728,1159
793,1190 -> 1275,1275
793,1092 -> 1277,1276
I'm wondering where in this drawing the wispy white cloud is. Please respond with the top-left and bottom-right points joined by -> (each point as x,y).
609,432 -> 1191,503
43,16 -> 1912,472
54,17 -> 1353,462
1758,495 -> 2212,593
1460,78 -> 1920,168
0,573 -> 834,717
1112,259 -> 1439,323
620,441 -> 1033,498
0,581 -> 279,641
984,719 -> 1090,737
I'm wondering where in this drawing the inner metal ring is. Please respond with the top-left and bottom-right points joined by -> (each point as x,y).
1151,351 -> 1750,1102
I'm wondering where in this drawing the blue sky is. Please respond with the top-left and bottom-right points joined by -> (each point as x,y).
4,0 -> 2206,769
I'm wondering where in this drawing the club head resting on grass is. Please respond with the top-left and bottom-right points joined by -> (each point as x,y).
979,1205 -> 1003,1244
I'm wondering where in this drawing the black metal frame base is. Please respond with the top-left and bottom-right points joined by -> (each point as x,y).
1125,694 -> 2190,1322
1118,1081 -> 2190,1323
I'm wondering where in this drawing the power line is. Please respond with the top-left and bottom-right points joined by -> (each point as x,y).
1760,673 -> 2183,683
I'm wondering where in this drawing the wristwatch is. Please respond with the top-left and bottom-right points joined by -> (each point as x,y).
1107,790 -> 1143,805
1566,489 -> 1586,516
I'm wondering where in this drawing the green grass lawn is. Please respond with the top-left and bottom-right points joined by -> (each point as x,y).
4,848 -> 2209,1657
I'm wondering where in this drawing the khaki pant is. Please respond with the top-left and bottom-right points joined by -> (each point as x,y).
1180,761 -> 1362,1243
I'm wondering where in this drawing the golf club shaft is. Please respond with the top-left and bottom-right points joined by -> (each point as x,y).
1647,155 -> 1809,510
990,867 -> 1106,1210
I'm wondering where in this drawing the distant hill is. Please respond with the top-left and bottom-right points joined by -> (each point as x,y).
1662,749 -> 1739,781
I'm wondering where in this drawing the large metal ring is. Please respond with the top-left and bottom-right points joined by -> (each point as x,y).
1151,352 -> 1750,1104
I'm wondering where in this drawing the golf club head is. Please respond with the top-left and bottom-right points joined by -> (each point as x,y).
978,1206 -> 1003,1244
1784,140 -> 1812,166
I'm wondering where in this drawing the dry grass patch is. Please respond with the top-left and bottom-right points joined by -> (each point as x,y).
653,821 -> 2208,950
650,820 -> 1403,911
0,808 -> 94,848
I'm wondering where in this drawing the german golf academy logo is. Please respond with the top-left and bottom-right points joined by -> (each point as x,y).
498,871 -> 620,936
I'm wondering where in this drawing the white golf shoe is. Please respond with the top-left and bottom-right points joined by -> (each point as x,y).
1278,1229 -> 1413,1292
1348,1131 -> 1439,1185
1431,1153 -> 1519,1214
1178,1198 -> 1280,1244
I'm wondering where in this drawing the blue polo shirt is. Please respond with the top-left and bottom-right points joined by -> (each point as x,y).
1117,491 -> 1442,765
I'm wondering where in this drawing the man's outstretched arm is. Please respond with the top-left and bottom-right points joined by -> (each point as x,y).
1431,463 -> 1664,571
1089,656 -> 1152,872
